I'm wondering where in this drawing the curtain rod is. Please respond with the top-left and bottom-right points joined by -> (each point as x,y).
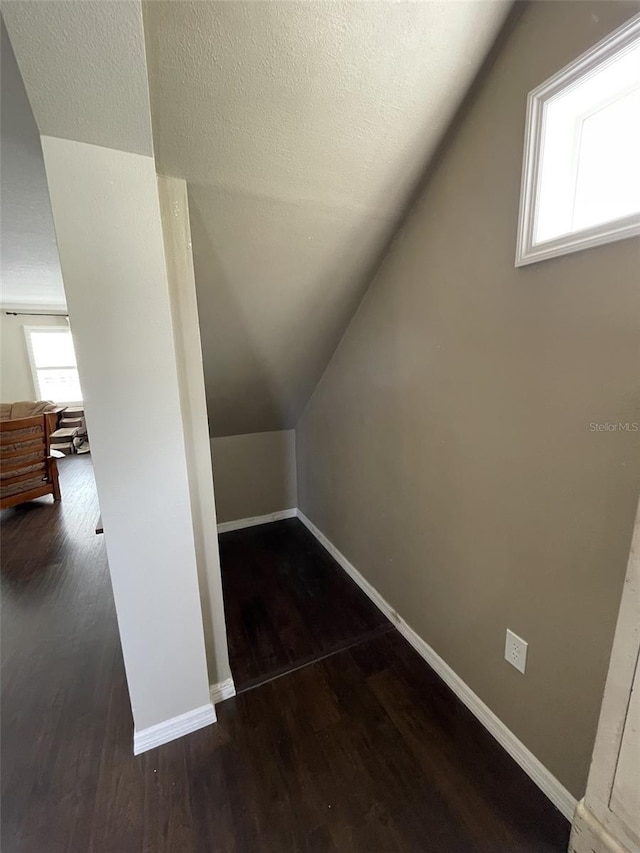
4,311 -> 69,317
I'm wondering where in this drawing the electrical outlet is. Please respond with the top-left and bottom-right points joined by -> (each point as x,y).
505,629 -> 528,674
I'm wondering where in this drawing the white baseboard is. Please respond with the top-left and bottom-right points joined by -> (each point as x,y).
296,508 -> 577,822
133,703 -> 216,755
217,508 -> 297,534
569,800 -> 630,853
210,676 -> 236,705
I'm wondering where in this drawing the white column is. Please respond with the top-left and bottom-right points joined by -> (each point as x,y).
157,175 -> 233,695
41,135 -> 215,752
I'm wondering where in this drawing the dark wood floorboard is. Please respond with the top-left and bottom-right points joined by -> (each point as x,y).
1,457 -> 570,852
219,519 -> 392,691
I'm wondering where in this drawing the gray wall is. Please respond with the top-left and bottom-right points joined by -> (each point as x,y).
211,430 -> 297,523
296,0 -> 640,799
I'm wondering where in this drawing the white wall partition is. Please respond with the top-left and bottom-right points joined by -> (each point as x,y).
157,174 -> 232,693
41,136 -> 215,750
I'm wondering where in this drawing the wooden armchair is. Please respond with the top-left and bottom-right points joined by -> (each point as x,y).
0,414 -> 61,509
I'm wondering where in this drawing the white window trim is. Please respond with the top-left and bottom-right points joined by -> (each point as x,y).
23,325 -> 83,406
515,13 -> 640,267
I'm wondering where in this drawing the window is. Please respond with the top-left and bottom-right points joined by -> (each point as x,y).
24,326 -> 83,404
516,14 -> 640,266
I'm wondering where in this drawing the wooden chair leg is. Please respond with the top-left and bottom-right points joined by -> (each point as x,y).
48,457 -> 62,502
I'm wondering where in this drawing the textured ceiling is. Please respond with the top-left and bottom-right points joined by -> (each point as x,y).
2,0 -> 153,310
1,0 -> 153,156
3,1 -> 512,434
143,0 -> 512,436
0,18 -> 65,308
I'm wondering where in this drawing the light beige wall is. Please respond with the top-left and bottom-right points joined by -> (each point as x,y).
0,312 -> 68,402
211,430 -> 296,523
296,0 -> 640,799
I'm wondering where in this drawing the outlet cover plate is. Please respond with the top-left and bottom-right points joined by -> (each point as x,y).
505,629 -> 528,674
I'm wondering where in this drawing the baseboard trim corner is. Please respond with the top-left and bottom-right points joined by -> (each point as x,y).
296,508 -> 578,822
210,676 -> 236,705
217,508 -> 297,534
569,800 -> 630,853
133,703 -> 216,755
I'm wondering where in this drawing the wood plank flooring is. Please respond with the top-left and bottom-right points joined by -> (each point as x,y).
219,520 -> 391,691
1,456 -> 570,852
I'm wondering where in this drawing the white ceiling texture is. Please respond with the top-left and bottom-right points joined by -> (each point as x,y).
1,0 -> 153,310
4,1 -> 511,435
143,1 -> 511,435
0,18 -> 66,309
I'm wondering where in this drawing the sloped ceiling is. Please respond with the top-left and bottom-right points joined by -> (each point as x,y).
4,1 -> 512,435
2,1 -> 153,156
1,0 -> 153,309
0,18 -> 65,309
143,1 -> 512,436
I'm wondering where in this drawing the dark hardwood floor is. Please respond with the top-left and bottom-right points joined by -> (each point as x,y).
1,456 -> 570,852
219,520 -> 391,691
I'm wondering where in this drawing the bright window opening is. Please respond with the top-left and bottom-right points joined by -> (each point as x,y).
516,15 -> 640,266
25,326 -> 83,404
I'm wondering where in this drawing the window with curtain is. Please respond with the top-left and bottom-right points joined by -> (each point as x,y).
24,326 -> 82,403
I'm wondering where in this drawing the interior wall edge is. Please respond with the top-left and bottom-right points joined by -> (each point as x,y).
158,173 -> 232,687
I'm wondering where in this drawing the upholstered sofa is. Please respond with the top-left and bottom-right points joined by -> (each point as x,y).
1,400 -> 61,423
